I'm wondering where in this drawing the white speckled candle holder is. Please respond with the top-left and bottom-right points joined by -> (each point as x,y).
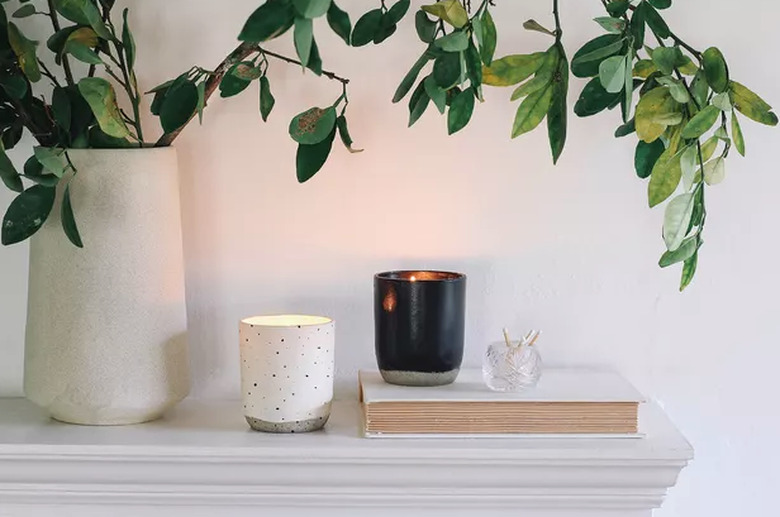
239,315 -> 335,433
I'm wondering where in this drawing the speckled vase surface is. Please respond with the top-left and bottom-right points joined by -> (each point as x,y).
24,148 -> 190,426
239,315 -> 335,433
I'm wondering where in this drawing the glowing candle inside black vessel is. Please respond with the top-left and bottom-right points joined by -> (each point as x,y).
374,271 -> 466,386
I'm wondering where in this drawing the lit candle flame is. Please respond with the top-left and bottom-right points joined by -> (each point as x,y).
410,275 -> 416,282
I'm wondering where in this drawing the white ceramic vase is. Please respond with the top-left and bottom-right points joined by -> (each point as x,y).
24,148 -> 190,425
239,315 -> 335,433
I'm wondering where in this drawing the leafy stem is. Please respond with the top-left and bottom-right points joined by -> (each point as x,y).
552,0 -> 562,43
46,0 -> 74,86
155,43 -> 350,147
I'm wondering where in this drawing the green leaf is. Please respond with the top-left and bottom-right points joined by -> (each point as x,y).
61,184 -> 83,248
289,106 -> 337,144
729,81 -> 778,126
482,52 -> 545,87
663,193 -> 695,251
634,139 -> 665,179
8,23 -> 41,83
681,105 -> 720,139
701,136 -> 718,162
629,2 -> 645,49
622,49 -> 634,122
702,47 -> 729,94
679,252 -> 697,291
547,46 -> 569,164
465,41 -> 482,89
599,55 -> 627,94
479,9 -> 497,66
573,38 -> 625,67
392,49 -> 434,103
0,74 -> 28,100
606,0 -> 630,17
88,126 -> 133,148
160,79 -> 199,133
572,75 -> 622,116
12,4 -> 36,18
408,80 -> 430,127
196,81 -> 206,124
659,236 -> 698,268
52,86 -> 72,131
703,156 -> 725,185
259,76 -> 275,122
52,0 -> 111,40
614,119 -> 635,137
293,16 -> 314,66
433,51 -> 461,89
351,8 -> 382,47
293,0 -> 331,18
648,146 -> 682,207
651,46 -> 680,76
65,40 -> 102,64
326,1 -> 351,45
447,87 -> 475,135
594,16 -> 625,34
415,10 -> 437,44
0,141 -> 23,192
434,31 -> 469,52
522,19 -> 555,36
690,70 -> 709,108
122,8 -> 136,71
372,12 -> 397,44
711,92 -> 731,112
386,0 -> 410,24
1,185 -> 56,245
296,127 -> 336,183
421,0 -> 468,28
239,0 -> 295,42
649,0 -> 672,9
512,83 -> 553,138
571,34 -> 623,78
336,115 -> 362,153
220,64 -> 252,97
511,53 -> 555,101
78,77 -> 130,138
657,76 -> 689,104
34,147 -> 68,176
680,144 -> 697,190
643,3 -> 670,39
424,75 -> 447,113
731,112 -> 745,156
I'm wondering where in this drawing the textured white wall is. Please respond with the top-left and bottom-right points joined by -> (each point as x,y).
1,0 -> 778,515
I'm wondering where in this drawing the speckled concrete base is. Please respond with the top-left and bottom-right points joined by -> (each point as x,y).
246,414 -> 330,433
380,369 -> 460,386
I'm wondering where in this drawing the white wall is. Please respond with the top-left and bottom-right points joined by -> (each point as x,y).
1,0 -> 779,514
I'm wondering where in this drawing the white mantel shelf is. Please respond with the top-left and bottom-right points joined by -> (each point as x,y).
0,398 -> 692,517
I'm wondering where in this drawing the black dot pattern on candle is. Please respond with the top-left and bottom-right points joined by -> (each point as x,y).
239,318 -> 335,434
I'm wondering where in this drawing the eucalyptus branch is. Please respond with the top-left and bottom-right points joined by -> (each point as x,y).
46,0 -> 74,86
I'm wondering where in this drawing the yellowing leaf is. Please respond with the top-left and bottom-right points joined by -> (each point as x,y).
648,146 -> 682,207
730,81 -> 778,126
633,59 -> 657,79
635,87 -> 678,143
7,23 -> 41,83
732,112 -> 745,156
681,105 -> 720,139
77,77 -> 131,139
482,52 -> 546,87
421,0 -> 468,28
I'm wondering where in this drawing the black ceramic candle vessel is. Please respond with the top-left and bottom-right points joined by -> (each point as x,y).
374,271 -> 466,386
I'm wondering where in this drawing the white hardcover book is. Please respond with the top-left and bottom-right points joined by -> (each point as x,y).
359,368 -> 645,438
